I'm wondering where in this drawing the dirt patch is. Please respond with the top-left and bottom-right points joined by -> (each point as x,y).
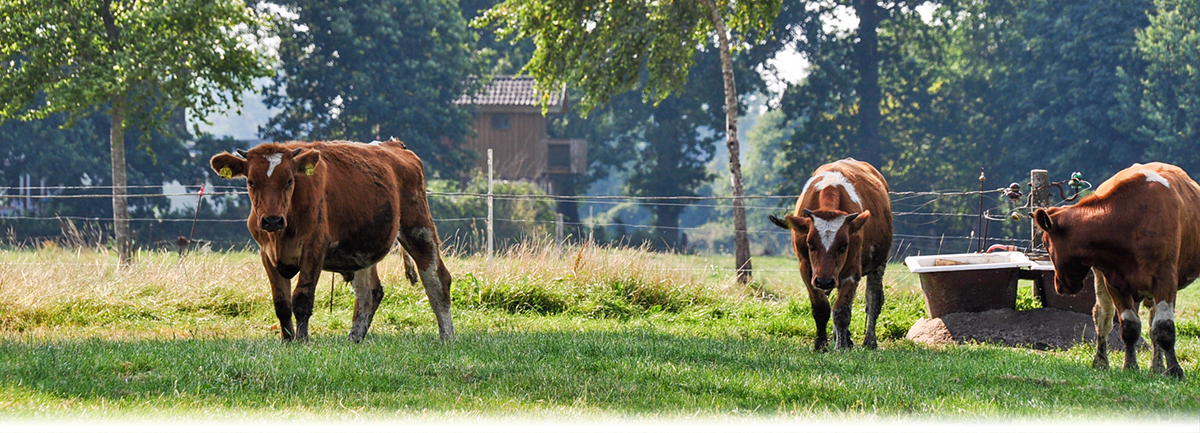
906,308 -> 1142,350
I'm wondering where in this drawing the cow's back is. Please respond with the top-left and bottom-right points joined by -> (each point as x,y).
1086,163 -> 1200,288
797,158 -> 894,269
291,141 -> 419,274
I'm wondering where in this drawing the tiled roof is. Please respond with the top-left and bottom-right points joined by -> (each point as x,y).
455,76 -> 566,111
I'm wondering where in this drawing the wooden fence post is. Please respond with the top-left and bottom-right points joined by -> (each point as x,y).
556,213 -> 564,248
1030,169 -> 1049,251
488,148 -> 494,264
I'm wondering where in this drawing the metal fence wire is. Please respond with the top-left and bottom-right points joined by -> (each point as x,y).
0,181 -> 1056,264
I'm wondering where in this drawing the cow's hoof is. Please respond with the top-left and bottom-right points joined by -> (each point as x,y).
863,338 -> 878,350
1165,366 -> 1185,380
347,334 -> 365,343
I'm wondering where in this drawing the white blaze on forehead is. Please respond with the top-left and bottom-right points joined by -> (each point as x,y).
265,153 -> 284,177
801,171 -> 862,205
812,215 -> 848,252
1138,169 -> 1170,188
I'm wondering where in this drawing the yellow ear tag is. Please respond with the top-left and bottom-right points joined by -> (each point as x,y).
218,167 -> 232,179
304,164 -> 315,176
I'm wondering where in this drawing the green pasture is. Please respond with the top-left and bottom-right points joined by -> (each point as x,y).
0,246 -> 1197,423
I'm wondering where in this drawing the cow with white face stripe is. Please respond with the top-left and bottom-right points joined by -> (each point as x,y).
771,159 -> 893,351
1035,162 -> 1199,379
211,140 -> 454,343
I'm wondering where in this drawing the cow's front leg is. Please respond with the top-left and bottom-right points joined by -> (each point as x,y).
806,286 -> 831,352
862,267 -> 885,350
832,279 -> 858,350
1091,268 -> 1114,370
291,255 -> 324,342
263,253 -> 295,342
348,264 -> 385,343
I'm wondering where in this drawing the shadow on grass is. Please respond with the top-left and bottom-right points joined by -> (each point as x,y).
1,330 -> 1198,420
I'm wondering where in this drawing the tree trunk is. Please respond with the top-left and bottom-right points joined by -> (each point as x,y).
653,204 -> 683,252
110,95 -> 132,264
704,0 -> 753,283
855,0 -> 882,166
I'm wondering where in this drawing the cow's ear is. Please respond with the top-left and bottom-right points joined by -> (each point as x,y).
210,153 -> 247,179
1034,208 -> 1056,233
293,149 -> 321,176
769,215 -> 791,230
847,210 -> 871,234
785,214 -> 809,232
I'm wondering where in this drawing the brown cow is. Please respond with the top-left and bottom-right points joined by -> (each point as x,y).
1035,162 -> 1199,379
210,139 -> 455,342
771,159 -> 893,351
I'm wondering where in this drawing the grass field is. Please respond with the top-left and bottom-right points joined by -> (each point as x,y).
0,244 -> 1198,425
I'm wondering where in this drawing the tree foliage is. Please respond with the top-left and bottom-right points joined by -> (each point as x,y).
0,0 -> 274,261
0,0 -> 272,131
261,0 -> 482,178
774,0 -> 1171,248
780,0 -> 1163,192
475,0 -> 778,114
1136,0 -> 1200,172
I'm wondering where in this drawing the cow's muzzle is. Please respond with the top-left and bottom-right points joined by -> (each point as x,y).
813,277 -> 837,291
1054,274 -> 1085,295
261,215 -> 286,232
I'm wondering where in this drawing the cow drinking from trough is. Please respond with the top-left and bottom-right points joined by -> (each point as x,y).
770,159 -> 893,350
210,139 -> 455,342
1035,162 -> 1199,379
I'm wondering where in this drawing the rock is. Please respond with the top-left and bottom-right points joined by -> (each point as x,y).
906,308 -> 1141,351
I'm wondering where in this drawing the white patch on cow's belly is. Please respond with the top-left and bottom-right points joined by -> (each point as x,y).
812,215 -> 848,252
1138,169 -> 1170,188
265,153 -> 284,177
1152,301 -> 1174,326
801,171 -> 862,205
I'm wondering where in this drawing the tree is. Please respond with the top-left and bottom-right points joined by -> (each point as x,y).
1135,0 -> 1200,173
776,0 -> 1164,250
461,0 -> 536,76
476,0 -> 780,282
623,89 -> 719,251
262,0 -> 482,179
0,0 -> 273,263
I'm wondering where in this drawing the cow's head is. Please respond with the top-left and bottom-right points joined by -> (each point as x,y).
1034,207 -> 1090,294
210,145 -> 321,233
771,208 -> 870,292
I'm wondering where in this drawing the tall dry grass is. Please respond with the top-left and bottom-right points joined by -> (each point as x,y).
443,240 -> 764,316
450,240 -> 753,296
0,242 -> 770,337
0,246 -> 270,337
